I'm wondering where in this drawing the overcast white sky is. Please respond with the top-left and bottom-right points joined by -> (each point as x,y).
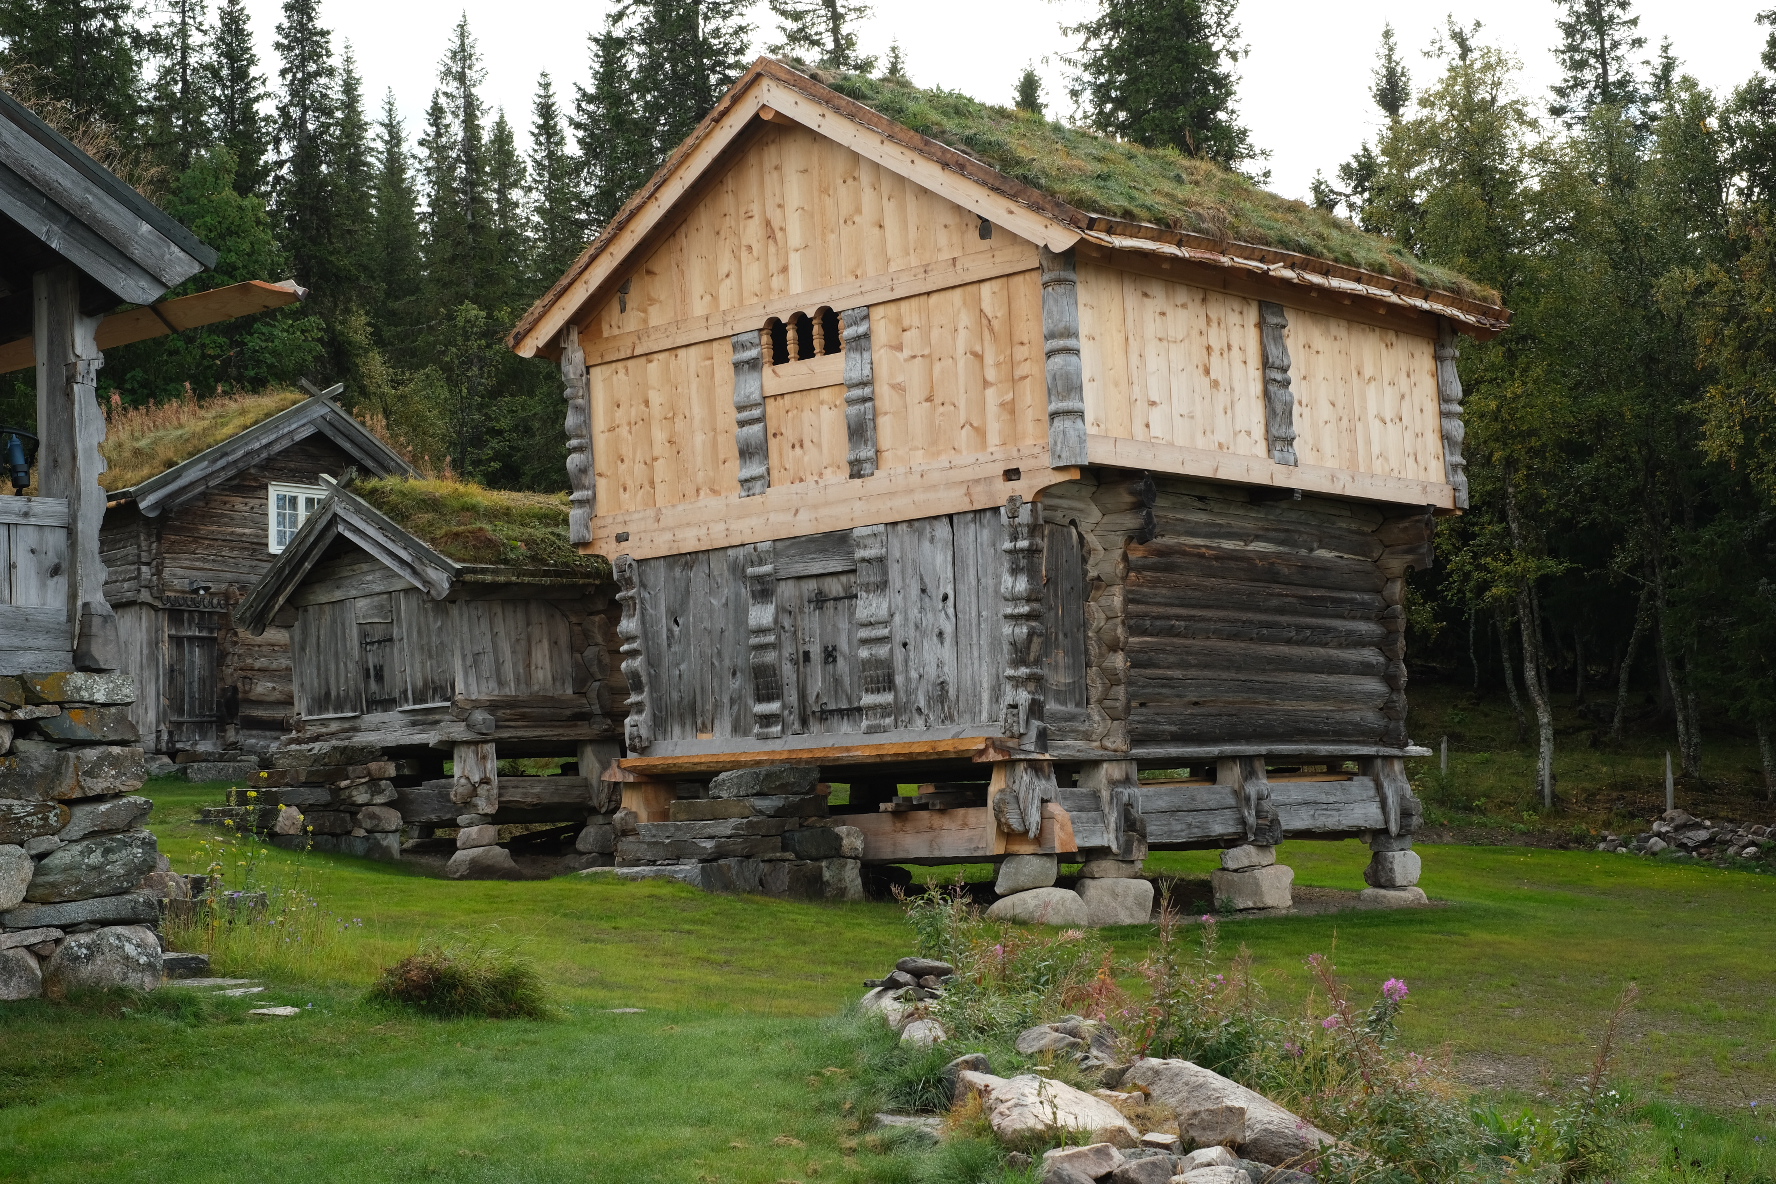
238,0 -> 1768,204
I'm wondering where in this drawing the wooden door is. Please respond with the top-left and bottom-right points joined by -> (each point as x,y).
356,593 -> 396,714
165,600 -> 225,747
781,572 -> 861,734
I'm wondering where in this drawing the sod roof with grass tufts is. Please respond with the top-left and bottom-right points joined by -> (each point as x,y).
808,70 -> 1492,305
349,477 -> 606,576
512,57 -> 1506,357
101,388 -> 308,491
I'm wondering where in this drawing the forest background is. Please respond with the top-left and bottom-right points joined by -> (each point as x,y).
3,0 -> 1775,804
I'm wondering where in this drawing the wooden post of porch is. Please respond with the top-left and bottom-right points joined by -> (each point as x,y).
34,263 -> 118,671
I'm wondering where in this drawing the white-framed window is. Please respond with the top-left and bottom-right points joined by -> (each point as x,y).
268,483 -> 327,553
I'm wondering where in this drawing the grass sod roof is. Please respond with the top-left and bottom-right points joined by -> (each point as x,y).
811,69 -> 1495,305
100,388 -> 308,491
349,477 -> 607,577
512,58 -> 1506,353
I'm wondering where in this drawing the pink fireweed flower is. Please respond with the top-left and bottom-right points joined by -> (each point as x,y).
1382,978 -> 1409,1003
1321,1015 -> 1342,1029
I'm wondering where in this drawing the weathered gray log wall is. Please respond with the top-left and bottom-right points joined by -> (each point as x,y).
283,549 -> 612,753
627,507 -> 1096,748
100,433 -> 361,749
1042,473 -> 1431,759
1125,478 -> 1424,754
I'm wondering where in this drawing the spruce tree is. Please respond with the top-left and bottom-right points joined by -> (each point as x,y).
0,0 -> 142,133
1313,24 -> 1411,221
1014,65 -> 1043,115
768,0 -> 873,73
1065,0 -> 1258,169
528,72 -> 585,286
146,0 -> 211,173
573,23 -> 654,229
421,15 -> 492,310
207,0 -> 270,196
486,108 -> 528,311
331,44 -> 374,319
1370,21 -> 1410,119
1549,0 -> 1646,123
273,0 -> 342,301
629,0 -> 752,156
368,90 -> 423,350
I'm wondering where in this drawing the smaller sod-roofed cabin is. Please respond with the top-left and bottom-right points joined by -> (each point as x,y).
510,60 -> 1508,903
235,479 -> 619,868
100,388 -> 413,753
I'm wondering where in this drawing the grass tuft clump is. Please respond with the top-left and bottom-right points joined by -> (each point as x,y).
101,388 -> 309,490
366,943 -> 551,1020
352,476 -> 607,573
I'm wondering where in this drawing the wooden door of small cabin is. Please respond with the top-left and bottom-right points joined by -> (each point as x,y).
355,592 -> 397,714
780,571 -> 861,734
164,595 -> 228,747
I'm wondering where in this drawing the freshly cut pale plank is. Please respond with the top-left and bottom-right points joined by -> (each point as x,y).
844,802 -> 1074,863
1086,434 -> 1456,509
617,734 -> 1001,777
0,280 -> 304,374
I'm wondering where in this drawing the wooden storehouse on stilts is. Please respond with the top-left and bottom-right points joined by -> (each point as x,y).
236,479 -> 620,873
505,60 -> 1510,910
100,387 -> 413,757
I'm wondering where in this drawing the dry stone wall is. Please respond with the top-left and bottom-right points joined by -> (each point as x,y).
0,671 -> 170,1001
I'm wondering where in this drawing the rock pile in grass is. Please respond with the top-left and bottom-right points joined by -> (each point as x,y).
1599,808 -> 1773,865
0,672 -> 179,1001
859,962 -> 1330,1177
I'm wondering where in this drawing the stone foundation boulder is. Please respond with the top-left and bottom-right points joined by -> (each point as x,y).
985,886 -> 1088,926
0,844 -> 31,910
707,765 -> 820,799
995,854 -> 1057,894
1364,850 -> 1421,888
44,925 -> 162,996
1077,877 -> 1154,927
446,845 -> 522,880
0,946 -> 42,1000
1359,885 -> 1428,907
1209,864 -> 1293,911
26,830 -> 159,902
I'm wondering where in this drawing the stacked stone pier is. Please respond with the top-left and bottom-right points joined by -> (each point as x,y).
1,673 -> 172,1001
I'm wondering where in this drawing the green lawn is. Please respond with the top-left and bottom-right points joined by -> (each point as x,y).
0,777 -> 1772,1182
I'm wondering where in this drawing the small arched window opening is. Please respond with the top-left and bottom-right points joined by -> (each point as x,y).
815,306 -> 840,356
788,311 -> 814,361
762,308 -> 846,364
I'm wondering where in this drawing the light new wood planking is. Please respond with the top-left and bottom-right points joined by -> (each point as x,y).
589,121 -> 1027,340
1086,434 -> 1456,509
591,444 -> 1075,559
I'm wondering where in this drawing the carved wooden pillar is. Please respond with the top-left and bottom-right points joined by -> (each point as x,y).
1257,301 -> 1298,467
613,554 -> 651,751
1001,494 -> 1047,747
1076,759 -> 1142,858
35,264 -> 117,670
560,325 -> 594,545
841,306 -> 877,478
451,740 -> 499,818
731,329 -> 769,496
852,523 -> 893,732
1040,247 -> 1087,467
1218,755 -> 1278,844
744,540 -> 782,738
1435,320 -> 1469,509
